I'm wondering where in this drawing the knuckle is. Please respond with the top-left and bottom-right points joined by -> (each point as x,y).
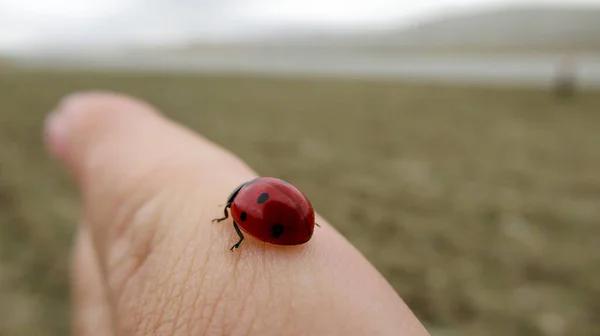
104,190 -> 166,304
100,192 -> 216,334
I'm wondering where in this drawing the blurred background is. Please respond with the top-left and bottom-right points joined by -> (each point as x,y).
1,0 -> 599,335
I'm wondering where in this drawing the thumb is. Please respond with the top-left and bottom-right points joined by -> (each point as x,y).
45,91 -> 429,335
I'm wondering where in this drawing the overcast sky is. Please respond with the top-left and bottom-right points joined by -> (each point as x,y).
1,0 -> 599,53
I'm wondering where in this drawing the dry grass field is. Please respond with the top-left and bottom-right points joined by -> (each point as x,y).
0,69 -> 599,335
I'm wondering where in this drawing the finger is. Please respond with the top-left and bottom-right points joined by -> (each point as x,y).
45,91 -> 429,335
71,225 -> 115,336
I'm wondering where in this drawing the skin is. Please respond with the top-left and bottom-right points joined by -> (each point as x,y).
44,91 -> 431,336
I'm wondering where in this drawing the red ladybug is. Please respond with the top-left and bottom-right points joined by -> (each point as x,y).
213,177 -> 318,250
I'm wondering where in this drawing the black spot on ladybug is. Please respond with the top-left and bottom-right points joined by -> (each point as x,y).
240,212 -> 247,221
271,223 -> 284,238
257,192 -> 269,204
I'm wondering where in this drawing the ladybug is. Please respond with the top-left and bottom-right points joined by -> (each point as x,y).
213,177 -> 319,250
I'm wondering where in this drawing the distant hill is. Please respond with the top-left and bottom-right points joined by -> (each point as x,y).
372,6 -> 600,50
178,5 -> 600,53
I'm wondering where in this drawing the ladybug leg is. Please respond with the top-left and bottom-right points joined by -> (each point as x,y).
213,180 -> 249,223
212,204 -> 230,223
230,221 -> 245,251
315,222 -> 321,227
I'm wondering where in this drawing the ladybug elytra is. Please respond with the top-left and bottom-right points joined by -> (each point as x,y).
213,177 -> 318,250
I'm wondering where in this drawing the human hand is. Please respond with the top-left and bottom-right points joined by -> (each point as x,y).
44,92 -> 430,335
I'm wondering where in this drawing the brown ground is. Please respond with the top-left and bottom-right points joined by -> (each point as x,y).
0,69 -> 599,335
